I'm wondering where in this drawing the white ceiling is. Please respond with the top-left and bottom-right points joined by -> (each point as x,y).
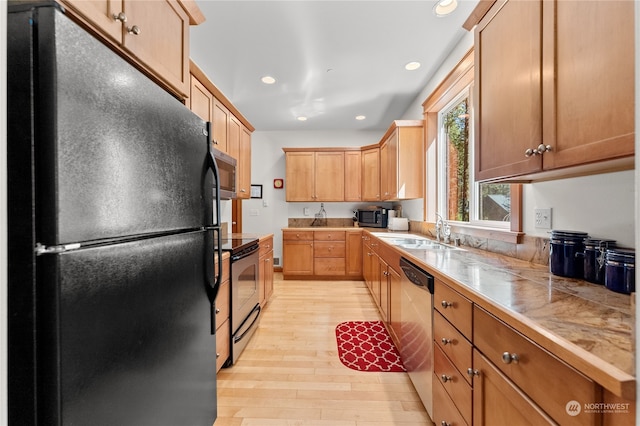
190,0 -> 479,131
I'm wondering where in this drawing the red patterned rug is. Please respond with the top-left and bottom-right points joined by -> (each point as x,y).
335,321 -> 406,372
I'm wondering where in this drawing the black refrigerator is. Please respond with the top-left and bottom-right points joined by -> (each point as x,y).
7,3 -> 223,425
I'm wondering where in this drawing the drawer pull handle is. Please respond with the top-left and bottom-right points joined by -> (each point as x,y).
441,337 -> 452,345
502,352 -> 520,364
467,368 -> 480,377
215,308 -> 220,314
441,374 -> 452,383
441,300 -> 453,309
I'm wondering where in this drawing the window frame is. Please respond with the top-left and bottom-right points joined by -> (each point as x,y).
422,48 -> 523,241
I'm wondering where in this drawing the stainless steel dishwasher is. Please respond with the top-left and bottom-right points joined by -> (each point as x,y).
399,257 -> 434,419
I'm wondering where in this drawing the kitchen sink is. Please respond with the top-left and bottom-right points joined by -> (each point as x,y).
397,241 -> 455,250
368,233 -> 460,250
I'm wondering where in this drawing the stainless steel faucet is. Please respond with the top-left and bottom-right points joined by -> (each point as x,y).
435,213 -> 451,244
435,213 -> 444,242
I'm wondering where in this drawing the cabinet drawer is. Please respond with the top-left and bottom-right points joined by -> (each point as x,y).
314,231 -> 346,241
215,279 -> 230,326
215,318 -> 230,372
314,258 -> 346,275
433,375 -> 469,426
259,236 -> 273,257
283,231 -> 313,241
434,310 -> 473,385
314,241 -> 346,258
434,344 -> 472,425
434,281 -> 472,338
474,306 -> 599,426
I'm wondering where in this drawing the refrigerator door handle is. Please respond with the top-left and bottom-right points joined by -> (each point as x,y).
205,122 -> 223,309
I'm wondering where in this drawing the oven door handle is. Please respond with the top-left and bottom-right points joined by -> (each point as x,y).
233,303 -> 261,343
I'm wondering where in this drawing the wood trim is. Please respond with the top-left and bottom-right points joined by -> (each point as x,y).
462,0 -> 497,31
377,120 -> 424,144
189,60 -> 255,132
282,147 -> 362,153
422,46 -> 523,233
178,0 -> 206,25
422,48 -> 474,111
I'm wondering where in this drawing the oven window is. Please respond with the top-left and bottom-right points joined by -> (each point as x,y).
237,263 -> 257,309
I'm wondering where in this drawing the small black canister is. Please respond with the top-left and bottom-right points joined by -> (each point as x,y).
604,249 -> 635,294
549,230 -> 589,278
582,239 -> 616,284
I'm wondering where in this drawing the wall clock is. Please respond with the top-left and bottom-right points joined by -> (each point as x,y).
273,178 -> 284,189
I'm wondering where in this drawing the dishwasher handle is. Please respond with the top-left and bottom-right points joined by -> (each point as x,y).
400,257 -> 434,294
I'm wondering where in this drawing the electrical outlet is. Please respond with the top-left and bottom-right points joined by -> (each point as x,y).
535,208 -> 552,229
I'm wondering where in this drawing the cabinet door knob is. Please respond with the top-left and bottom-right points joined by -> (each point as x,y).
441,300 -> 453,309
440,374 -> 452,383
467,368 -> 480,377
216,352 -> 220,359
215,308 -> 220,314
113,12 -> 127,23
126,25 -> 141,35
440,421 -> 451,426
502,352 -> 520,364
441,337 -> 452,345
537,144 -> 552,154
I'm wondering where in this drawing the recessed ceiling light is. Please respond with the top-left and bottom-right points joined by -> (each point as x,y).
405,61 -> 421,71
355,115 -> 366,121
297,116 -> 307,121
261,75 -> 276,84
433,0 -> 458,17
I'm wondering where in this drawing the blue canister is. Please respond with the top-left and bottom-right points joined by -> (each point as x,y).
604,249 -> 635,294
549,230 -> 589,278
582,239 -> 616,284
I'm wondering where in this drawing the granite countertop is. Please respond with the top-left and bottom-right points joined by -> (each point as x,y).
363,230 -> 635,400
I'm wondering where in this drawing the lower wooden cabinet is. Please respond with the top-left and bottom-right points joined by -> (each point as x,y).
314,231 -> 346,276
283,229 -> 363,280
214,253 -> 230,372
282,231 -> 314,277
433,373 -> 469,426
345,230 -> 363,277
473,306 -> 599,426
259,235 -> 274,307
473,349 -> 555,425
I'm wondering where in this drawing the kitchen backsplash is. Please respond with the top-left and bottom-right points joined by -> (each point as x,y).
288,218 -> 356,228
409,220 -> 549,266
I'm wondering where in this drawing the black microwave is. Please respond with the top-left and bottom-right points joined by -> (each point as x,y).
357,207 -> 388,228
212,147 -> 236,200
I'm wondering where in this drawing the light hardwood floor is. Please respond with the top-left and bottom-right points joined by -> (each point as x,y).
214,273 -> 432,426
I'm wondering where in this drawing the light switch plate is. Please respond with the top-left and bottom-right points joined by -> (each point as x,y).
535,208 -> 552,229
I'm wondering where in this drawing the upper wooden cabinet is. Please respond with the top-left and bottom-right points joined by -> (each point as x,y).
238,125 -> 252,198
212,98 -> 230,153
474,0 -> 634,182
361,146 -> 381,202
380,120 -> 424,200
60,0 -> 203,99
189,61 -> 254,199
283,149 -> 345,202
344,150 -> 362,201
